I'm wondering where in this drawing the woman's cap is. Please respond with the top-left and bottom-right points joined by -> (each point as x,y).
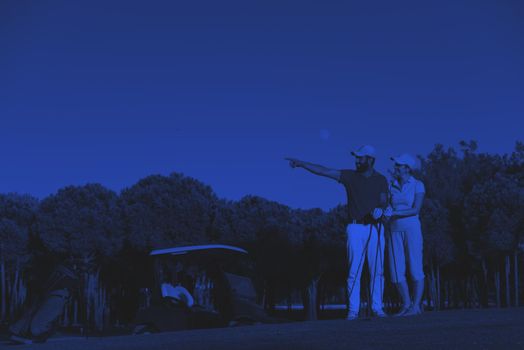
391,153 -> 416,169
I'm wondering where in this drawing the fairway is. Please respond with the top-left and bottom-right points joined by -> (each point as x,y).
5,308 -> 523,350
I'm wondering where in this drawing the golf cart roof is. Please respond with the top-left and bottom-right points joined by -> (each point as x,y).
149,244 -> 248,256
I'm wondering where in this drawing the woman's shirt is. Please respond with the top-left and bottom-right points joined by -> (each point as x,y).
389,176 -> 425,230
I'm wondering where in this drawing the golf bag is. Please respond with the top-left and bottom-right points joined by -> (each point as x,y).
9,265 -> 79,343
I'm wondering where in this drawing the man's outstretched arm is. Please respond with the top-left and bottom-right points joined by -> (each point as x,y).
285,158 -> 341,181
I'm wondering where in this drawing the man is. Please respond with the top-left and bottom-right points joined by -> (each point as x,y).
286,145 -> 389,320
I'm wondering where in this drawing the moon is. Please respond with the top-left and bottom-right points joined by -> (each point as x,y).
320,129 -> 331,141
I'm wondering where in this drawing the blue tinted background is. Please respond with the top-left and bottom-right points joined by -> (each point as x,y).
1,0 -> 523,209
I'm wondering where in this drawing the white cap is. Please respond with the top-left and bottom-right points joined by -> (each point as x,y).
351,145 -> 376,158
391,154 -> 417,169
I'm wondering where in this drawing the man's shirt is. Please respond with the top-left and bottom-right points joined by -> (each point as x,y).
338,169 -> 388,222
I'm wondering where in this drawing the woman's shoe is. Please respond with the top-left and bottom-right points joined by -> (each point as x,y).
393,305 -> 410,317
402,305 -> 422,316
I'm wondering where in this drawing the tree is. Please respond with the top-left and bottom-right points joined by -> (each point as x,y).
0,194 -> 38,321
227,196 -> 299,311
420,142 -> 509,309
420,197 -> 454,309
507,141 -> 524,306
119,173 -> 219,251
37,184 -> 122,258
293,206 -> 345,321
463,173 -> 523,307
37,184 -> 123,330
419,144 -> 462,206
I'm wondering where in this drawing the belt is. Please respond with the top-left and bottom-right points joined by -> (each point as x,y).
349,219 -> 373,225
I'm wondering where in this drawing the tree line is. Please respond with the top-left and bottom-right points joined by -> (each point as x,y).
0,141 -> 523,331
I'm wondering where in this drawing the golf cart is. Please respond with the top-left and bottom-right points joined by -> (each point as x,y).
133,244 -> 273,333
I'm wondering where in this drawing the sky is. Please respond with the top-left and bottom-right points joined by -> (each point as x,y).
1,0 -> 523,210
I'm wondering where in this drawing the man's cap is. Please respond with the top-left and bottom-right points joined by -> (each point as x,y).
351,145 -> 376,158
391,153 -> 416,169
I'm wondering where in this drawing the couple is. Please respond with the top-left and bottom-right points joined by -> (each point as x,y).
286,145 -> 425,319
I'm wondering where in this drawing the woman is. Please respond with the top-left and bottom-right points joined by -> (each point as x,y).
385,154 -> 425,316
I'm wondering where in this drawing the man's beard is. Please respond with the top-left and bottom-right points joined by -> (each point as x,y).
356,162 -> 370,172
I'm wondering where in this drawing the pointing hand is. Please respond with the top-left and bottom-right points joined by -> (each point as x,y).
285,157 -> 301,168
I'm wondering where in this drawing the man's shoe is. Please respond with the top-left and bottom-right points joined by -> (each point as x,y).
346,313 -> 358,321
372,309 -> 387,318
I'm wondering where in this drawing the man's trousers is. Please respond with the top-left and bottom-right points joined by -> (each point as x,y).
346,223 -> 385,316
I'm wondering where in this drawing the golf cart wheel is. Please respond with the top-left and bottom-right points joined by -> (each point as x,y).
228,317 -> 258,327
133,323 -> 159,335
